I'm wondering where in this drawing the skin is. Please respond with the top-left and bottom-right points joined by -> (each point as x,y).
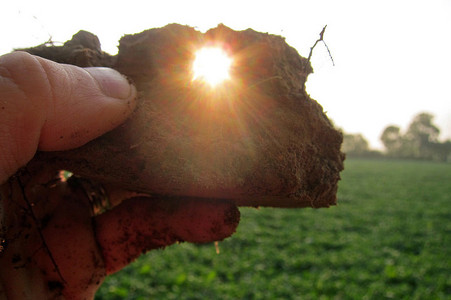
0,52 -> 239,299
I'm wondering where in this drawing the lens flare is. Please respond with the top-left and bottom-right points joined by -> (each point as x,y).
192,47 -> 232,87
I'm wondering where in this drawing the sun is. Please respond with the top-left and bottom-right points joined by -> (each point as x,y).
192,47 -> 232,87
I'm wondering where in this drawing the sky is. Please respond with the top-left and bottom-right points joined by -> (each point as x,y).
1,0 -> 450,149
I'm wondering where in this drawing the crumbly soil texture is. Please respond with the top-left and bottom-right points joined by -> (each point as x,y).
26,24 -> 344,208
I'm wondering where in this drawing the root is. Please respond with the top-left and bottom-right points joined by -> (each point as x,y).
307,25 -> 335,66
16,177 -> 66,284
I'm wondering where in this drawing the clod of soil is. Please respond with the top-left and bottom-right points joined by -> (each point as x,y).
28,24 -> 344,208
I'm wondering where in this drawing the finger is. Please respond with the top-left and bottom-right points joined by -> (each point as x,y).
0,51 -> 136,183
94,197 -> 240,274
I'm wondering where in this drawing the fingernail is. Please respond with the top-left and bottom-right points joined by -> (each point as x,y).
85,67 -> 135,100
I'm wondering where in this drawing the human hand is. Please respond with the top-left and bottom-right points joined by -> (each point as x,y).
0,52 -> 239,299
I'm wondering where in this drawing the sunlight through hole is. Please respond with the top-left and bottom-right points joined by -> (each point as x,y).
192,47 -> 232,87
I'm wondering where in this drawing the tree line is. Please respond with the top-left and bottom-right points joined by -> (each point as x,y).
342,112 -> 451,162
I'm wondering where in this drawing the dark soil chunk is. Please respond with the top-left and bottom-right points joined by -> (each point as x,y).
29,24 -> 344,208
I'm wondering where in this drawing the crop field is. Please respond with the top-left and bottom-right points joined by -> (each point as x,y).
95,159 -> 451,299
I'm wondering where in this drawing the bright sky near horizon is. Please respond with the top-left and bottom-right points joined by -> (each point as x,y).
1,0 -> 450,149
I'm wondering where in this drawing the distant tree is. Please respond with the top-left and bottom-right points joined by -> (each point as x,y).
406,113 -> 440,142
428,141 -> 451,162
405,113 -> 440,159
380,112 -> 450,161
342,133 -> 370,157
380,125 -> 402,157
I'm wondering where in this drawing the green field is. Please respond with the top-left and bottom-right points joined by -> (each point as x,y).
95,159 -> 451,299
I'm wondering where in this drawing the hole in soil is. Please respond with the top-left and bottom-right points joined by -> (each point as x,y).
192,47 -> 232,87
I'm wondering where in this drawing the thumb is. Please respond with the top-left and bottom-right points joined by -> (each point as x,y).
0,51 -> 136,183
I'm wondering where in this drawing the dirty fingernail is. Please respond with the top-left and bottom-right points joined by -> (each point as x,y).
85,67 -> 135,100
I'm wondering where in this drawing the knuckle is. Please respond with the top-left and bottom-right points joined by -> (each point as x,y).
0,51 -> 52,106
